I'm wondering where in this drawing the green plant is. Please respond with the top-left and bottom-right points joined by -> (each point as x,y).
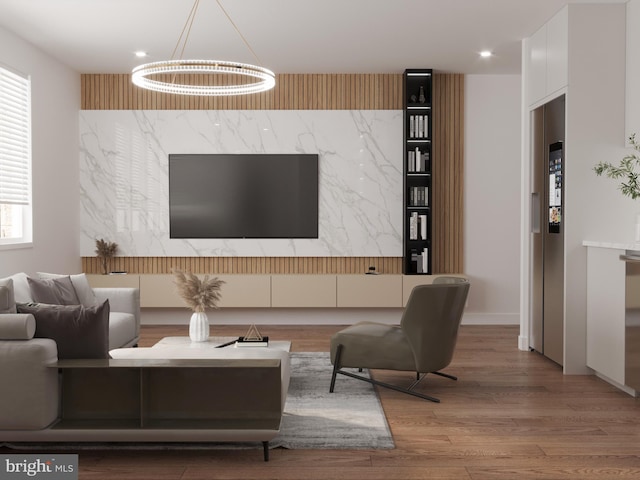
594,134 -> 640,199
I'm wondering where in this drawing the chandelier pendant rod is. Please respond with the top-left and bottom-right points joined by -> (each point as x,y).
215,0 -> 263,67
170,0 -> 202,84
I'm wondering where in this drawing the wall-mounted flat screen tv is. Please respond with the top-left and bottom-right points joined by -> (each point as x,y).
169,153 -> 319,239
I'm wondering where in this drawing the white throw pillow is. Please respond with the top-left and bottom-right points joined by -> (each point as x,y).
37,272 -> 98,306
0,273 -> 33,304
0,277 -> 16,313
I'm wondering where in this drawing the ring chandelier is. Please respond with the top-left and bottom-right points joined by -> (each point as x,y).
132,0 -> 275,96
131,60 -> 275,96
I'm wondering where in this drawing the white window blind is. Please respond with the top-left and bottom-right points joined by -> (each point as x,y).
0,67 -> 31,206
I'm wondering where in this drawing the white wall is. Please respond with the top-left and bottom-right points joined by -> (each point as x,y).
464,75 -> 522,324
0,26 -> 80,277
0,21 -> 525,326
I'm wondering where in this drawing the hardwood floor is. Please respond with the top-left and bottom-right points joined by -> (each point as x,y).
9,324 -> 640,479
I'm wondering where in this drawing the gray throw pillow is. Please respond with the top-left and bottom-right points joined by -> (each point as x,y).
27,276 -> 80,305
37,272 -> 98,307
17,300 -> 110,359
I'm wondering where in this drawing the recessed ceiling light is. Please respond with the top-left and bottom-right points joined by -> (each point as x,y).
480,50 -> 493,58
134,51 -> 148,58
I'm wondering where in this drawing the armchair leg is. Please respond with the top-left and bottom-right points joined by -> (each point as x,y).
432,371 -> 458,381
329,344 -> 440,403
329,344 -> 343,393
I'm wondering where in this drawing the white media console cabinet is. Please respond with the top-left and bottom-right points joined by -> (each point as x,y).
87,274 -> 465,309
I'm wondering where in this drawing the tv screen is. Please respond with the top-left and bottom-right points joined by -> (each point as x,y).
169,153 -> 319,239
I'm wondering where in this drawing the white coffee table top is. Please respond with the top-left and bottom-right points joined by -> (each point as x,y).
152,336 -> 291,352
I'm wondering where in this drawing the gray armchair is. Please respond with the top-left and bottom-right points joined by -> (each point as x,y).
329,276 -> 470,402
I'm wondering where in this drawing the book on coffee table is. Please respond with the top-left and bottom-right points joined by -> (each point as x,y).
236,336 -> 269,347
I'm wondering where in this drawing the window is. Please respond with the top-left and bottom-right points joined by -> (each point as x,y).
0,65 -> 32,247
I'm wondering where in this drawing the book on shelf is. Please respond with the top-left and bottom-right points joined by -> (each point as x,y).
408,149 -> 416,172
422,248 -> 429,272
409,212 -> 418,240
408,114 -> 430,139
409,186 -> 428,206
236,336 -> 270,347
419,214 -> 427,240
408,147 -> 430,173
411,250 -> 423,273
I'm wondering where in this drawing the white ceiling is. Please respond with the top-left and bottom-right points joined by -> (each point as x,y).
0,0 -> 627,75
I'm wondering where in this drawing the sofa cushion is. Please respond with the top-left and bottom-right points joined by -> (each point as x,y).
38,272 -> 98,307
0,272 -> 32,304
28,276 -> 80,305
17,300 -> 110,359
0,314 -> 36,339
0,278 -> 16,313
0,338 -> 59,430
108,312 -> 137,350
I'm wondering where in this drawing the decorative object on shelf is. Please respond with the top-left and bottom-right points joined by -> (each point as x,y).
132,0 -> 275,96
594,133 -> 640,241
95,238 -> 118,275
418,85 -> 426,104
172,269 -> 225,342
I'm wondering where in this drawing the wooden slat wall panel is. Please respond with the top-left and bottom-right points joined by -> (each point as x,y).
80,72 -> 463,274
81,256 -> 403,275
432,74 -> 464,273
81,73 -> 403,110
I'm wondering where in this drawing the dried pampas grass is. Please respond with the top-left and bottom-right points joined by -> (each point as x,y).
173,269 -> 225,313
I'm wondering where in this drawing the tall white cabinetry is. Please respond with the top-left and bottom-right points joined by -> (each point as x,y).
521,4 -> 626,374
527,6 -> 568,107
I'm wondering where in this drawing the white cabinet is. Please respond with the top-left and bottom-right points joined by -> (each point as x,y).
546,7 -> 568,96
271,275 -> 337,307
87,274 -> 140,289
89,273 -> 466,309
137,274 -> 271,308
527,24 -> 548,106
586,246 -> 626,385
526,6 -> 568,106
336,275 -> 402,307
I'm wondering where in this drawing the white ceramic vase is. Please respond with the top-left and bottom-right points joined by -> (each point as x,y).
189,311 -> 209,342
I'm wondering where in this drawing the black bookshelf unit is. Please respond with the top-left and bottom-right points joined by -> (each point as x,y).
403,69 -> 432,275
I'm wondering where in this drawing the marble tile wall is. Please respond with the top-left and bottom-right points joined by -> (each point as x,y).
80,110 -> 402,257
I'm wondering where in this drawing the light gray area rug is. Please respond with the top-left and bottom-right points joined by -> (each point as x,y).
3,353 -> 393,452
273,352 -> 394,449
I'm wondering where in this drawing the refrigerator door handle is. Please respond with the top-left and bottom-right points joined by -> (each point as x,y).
531,192 -> 541,234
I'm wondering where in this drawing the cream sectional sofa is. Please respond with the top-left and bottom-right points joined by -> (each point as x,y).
0,273 -> 286,460
0,272 -> 140,431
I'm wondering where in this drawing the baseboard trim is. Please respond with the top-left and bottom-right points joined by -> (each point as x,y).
518,335 -> 530,351
460,313 -> 520,326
